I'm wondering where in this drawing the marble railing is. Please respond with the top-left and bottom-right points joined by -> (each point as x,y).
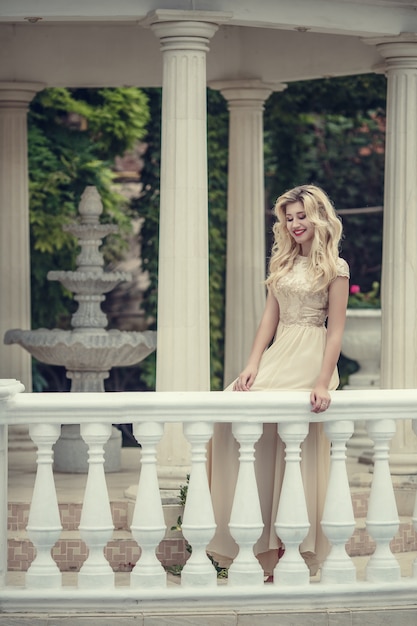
1,378 -> 417,615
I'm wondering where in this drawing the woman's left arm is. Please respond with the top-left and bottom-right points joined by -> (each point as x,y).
310,275 -> 349,413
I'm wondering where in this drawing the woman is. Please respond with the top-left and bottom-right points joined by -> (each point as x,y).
208,184 -> 350,578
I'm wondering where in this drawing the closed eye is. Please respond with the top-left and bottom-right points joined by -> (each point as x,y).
286,213 -> 306,222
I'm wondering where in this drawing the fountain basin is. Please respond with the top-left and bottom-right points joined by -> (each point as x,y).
47,270 -> 132,295
4,328 -> 157,371
5,327 -> 157,472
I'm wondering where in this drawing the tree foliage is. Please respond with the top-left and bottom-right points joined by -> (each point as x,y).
129,89 -> 162,391
265,74 -> 386,291
206,90 -> 229,390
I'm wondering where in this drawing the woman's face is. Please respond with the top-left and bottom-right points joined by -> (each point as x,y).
285,200 -> 315,255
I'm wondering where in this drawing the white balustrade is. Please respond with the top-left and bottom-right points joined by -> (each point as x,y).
1,387 -> 417,612
274,421 -> 310,585
321,420 -> 356,584
130,421 -> 167,588
0,379 -> 24,587
228,421 -> 264,586
26,422 -> 62,589
181,421 -> 217,587
78,422 -> 114,588
366,419 -> 400,582
412,418 -> 417,578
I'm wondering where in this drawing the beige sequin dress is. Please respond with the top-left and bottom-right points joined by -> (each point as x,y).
208,256 -> 350,575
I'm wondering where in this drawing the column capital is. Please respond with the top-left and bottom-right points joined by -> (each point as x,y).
363,33 -> 417,71
209,79 -> 286,105
0,82 -> 45,109
146,9 -> 231,47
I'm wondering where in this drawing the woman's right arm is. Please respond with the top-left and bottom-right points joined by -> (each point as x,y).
233,290 -> 280,391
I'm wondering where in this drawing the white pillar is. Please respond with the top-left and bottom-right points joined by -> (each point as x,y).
366,35 -> 417,474
131,421 -> 167,588
26,422 -> 62,589
274,421 -> 310,586
0,83 -> 44,393
365,419 -> 400,582
228,421 -> 264,586
78,422 -> 114,589
181,421 -> 217,588
210,80 -> 284,387
321,420 -> 356,584
150,12 -> 224,487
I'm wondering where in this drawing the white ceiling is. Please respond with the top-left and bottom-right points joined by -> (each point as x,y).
1,1 -> 415,88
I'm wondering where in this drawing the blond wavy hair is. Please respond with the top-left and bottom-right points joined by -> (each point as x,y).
265,185 -> 343,292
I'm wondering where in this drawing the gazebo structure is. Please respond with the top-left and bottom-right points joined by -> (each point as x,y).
1,1 -> 417,482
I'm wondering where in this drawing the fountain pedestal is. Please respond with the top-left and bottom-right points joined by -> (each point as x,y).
53,425 -> 122,473
54,371 -> 121,474
4,186 -> 156,472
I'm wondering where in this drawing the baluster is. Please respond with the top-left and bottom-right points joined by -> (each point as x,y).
321,420 -> 356,584
412,419 -> 417,578
0,379 -> 24,588
228,421 -> 264,586
181,421 -> 217,587
78,422 -> 114,588
274,421 -> 310,585
26,423 -> 62,589
366,419 -> 400,582
130,422 -> 166,588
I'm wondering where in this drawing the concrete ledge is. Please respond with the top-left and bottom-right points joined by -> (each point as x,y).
1,607 -> 417,625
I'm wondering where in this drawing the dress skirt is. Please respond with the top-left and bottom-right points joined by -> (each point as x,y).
207,321 -> 338,576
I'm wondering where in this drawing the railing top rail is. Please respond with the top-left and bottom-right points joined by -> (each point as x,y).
1,380 -> 417,425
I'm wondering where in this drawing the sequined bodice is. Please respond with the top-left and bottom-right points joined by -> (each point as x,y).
271,256 -> 329,328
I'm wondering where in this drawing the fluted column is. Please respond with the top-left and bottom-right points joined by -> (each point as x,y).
210,80 -> 285,386
0,83 -> 44,392
365,35 -> 417,474
150,12 -> 224,487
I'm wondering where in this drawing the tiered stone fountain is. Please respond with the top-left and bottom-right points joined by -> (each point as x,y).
5,186 -> 156,472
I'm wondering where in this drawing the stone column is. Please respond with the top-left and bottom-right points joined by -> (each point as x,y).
365,35 -> 417,474
150,12 -> 226,487
0,83 -> 44,393
209,80 -> 284,387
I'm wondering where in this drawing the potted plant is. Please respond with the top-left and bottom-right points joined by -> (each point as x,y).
342,282 -> 381,388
